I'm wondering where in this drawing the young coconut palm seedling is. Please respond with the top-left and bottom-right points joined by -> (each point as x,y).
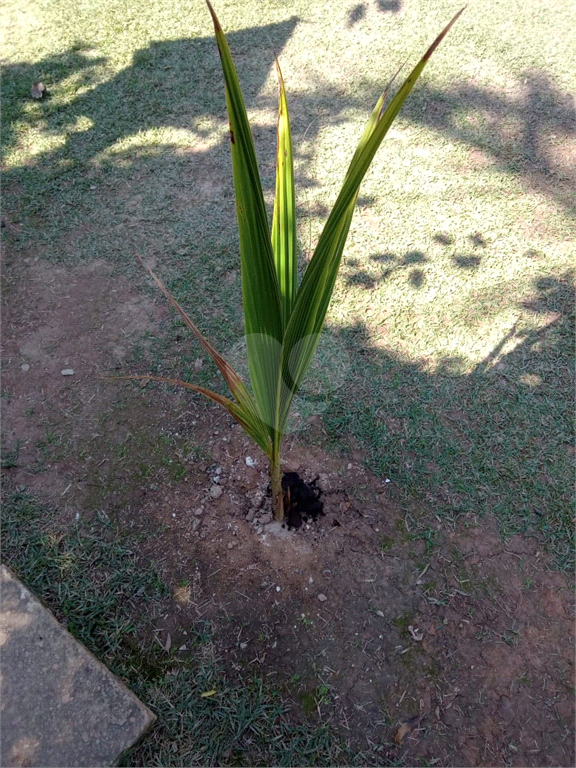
126,2 -> 463,523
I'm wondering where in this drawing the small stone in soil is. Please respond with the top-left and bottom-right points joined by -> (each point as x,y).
318,593 -> 327,602
209,484 -> 222,499
21,364 -> 30,372
262,523 -> 291,540
245,509 -> 256,522
60,368 -> 74,376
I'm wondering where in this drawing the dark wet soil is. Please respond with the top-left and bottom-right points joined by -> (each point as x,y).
282,471 -> 324,529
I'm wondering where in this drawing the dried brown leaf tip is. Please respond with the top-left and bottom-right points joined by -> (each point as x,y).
394,715 -> 422,745
205,0 -> 222,32
31,82 -> 46,99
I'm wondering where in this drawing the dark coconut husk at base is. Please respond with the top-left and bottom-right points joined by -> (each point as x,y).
281,472 -> 324,529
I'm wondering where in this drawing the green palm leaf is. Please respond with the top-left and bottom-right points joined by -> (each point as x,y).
112,374 -> 272,456
271,58 -> 297,328
278,8 -> 465,430
126,3 -> 463,522
136,255 -> 272,456
206,1 -> 283,436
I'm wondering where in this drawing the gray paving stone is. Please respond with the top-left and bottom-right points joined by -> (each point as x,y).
0,564 -> 155,767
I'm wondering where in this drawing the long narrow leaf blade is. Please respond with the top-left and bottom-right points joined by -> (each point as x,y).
137,256 -> 271,451
111,374 -> 272,456
276,70 -> 402,406
206,1 -> 283,431
138,257 -> 245,399
271,58 -> 297,326
318,8 -> 465,242
279,8 -> 464,425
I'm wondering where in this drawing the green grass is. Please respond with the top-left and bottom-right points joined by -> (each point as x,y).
322,273 -> 575,569
0,480 -> 353,767
2,4 -> 574,545
3,2 -> 574,763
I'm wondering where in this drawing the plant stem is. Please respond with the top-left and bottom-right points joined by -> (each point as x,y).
270,446 -> 284,522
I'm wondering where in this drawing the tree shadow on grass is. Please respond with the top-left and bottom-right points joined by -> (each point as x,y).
401,70 -> 576,217
343,237 -> 484,290
348,0 -> 401,27
321,270 -> 574,569
1,18 -> 299,162
0,18 -> 300,298
0,44 -> 108,154
2,21 -> 572,276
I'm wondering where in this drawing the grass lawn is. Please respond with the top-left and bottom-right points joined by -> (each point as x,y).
2,482 -> 349,766
2,0 -> 574,763
3,0 -> 573,563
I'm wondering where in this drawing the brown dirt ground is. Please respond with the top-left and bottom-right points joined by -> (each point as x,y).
1,251 -> 574,767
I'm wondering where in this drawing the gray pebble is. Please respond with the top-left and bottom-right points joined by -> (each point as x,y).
209,484 -> 223,499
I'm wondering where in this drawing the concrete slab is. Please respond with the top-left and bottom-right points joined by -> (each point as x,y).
0,564 -> 155,767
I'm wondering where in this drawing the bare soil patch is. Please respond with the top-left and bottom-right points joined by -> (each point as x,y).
1,253 -> 574,766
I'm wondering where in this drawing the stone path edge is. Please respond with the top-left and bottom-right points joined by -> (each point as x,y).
1,564 -> 155,767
